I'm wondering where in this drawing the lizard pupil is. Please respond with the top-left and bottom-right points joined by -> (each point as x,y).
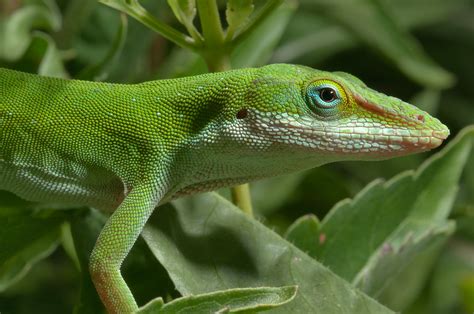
320,88 -> 337,102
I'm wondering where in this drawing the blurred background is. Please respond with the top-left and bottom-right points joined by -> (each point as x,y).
0,0 -> 473,313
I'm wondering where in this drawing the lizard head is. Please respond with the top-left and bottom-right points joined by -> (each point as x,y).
227,64 -> 449,166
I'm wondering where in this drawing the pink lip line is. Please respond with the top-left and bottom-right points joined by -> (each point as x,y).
353,94 -> 423,126
354,94 -> 387,116
352,94 -> 449,145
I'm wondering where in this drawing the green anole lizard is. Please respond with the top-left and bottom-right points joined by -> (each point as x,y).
0,64 -> 449,313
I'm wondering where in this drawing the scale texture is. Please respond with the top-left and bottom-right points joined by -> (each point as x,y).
0,64 -> 449,313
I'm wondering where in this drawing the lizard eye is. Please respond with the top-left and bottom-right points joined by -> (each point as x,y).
319,88 -> 337,102
306,82 -> 343,117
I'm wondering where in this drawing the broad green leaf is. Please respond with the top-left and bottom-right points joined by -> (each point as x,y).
138,286 -> 297,314
0,206 -> 67,291
284,214 -> 320,257
376,237 -> 449,311
70,208 -> 106,314
73,1 -> 160,82
70,208 -> 176,313
273,0 -> 468,65
413,241 -> 474,314
77,13 -> 128,81
123,237 -> 177,309
142,194 -> 393,313
386,0 -> 470,27
34,32 -> 68,78
226,0 -> 254,40
354,220 -> 456,296
314,126 -> 474,305
231,0 -> 296,68
272,14 -> 354,64
0,2 -> 61,62
289,0 -> 455,88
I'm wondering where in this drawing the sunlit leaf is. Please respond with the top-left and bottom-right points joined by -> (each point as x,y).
138,286 -> 297,313
285,214 -> 320,257
314,126 -> 474,307
142,194 -> 393,313
226,0 -> 254,40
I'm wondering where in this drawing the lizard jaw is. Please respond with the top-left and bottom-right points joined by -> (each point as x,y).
252,113 -> 449,158
352,94 -> 450,153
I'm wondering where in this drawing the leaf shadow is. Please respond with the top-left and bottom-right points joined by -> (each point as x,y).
148,204 -> 259,276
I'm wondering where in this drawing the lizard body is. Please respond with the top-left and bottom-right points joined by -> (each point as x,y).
0,64 -> 449,312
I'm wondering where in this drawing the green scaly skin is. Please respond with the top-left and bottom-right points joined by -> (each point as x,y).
0,64 -> 449,313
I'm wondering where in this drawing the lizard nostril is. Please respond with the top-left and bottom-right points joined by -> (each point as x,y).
416,114 -> 425,123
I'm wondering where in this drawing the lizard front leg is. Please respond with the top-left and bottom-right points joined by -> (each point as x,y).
89,183 -> 163,313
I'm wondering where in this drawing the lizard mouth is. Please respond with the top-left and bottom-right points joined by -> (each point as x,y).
386,127 -> 449,151
351,94 -> 450,153
265,122 -> 449,157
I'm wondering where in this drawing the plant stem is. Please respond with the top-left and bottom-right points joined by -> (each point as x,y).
231,184 -> 254,217
196,0 -> 229,71
99,0 -> 196,51
196,1 -> 224,48
196,0 -> 231,72
196,0 -> 253,217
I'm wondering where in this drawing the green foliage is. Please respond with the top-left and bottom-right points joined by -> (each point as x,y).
138,286 -> 297,314
1,0 -> 473,313
0,201 -> 64,292
142,195 -> 392,313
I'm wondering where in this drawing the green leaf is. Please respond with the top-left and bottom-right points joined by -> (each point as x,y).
293,0 -> 455,88
314,126 -> 474,306
167,0 -> 196,26
77,13 -> 128,81
142,194 -> 393,313
231,0 -> 296,68
0,2 -> 61,62
226,0 -> 254,40
138,286 -> 297,314
34,32 -> 68,78
376,237 -> 453,311
156,0 -> 296,79
412,240 -> 474,314
285,214 -> 321,257
0,207 -> 67,291
70,208 -> 106,314
100,0 -> 195,50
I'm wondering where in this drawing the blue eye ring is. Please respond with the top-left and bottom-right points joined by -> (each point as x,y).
306,82 -> 343,117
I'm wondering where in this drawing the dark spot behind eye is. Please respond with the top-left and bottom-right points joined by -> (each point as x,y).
236,108 -> 248,119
